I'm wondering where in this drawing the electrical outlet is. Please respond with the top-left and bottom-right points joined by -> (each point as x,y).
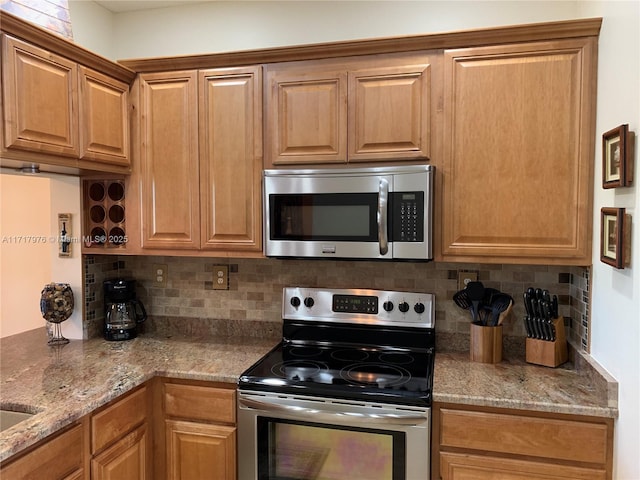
153,264 -> 168,287
457,271 -> 478,291
213,265 -> 229,290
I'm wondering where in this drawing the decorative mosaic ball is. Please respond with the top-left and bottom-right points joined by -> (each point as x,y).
40,283 -> 74,324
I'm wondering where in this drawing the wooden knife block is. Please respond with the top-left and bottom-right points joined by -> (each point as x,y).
470,323 -> 502,364
526,316 -> 568,367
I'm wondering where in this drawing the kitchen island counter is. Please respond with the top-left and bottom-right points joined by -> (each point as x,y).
0,327 -> 617,463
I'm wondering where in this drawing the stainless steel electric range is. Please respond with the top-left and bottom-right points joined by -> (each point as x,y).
237,287 -> 436,480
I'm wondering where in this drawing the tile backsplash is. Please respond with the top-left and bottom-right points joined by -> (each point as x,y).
83,255 -> 591,351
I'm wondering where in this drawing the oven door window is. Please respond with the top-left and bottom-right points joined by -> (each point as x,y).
257,417 -> 405,480
269,193 -> 378,241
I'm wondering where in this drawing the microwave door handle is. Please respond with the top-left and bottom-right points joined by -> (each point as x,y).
378,178 -> 389,255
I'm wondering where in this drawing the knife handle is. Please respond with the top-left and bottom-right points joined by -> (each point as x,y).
524,315 -> 532,338
552,295 -> 559,318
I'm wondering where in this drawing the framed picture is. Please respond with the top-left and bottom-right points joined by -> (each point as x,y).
600,208 -> 626,268
602,124 -> 634,188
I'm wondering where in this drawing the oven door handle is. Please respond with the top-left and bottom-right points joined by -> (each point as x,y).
378,178 -> 389,256
239,396 -> 427,426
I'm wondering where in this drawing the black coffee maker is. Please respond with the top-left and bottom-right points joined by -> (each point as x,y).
103,279 -> 147,341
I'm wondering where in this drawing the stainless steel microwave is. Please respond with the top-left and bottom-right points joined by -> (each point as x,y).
263,165 -> 434,260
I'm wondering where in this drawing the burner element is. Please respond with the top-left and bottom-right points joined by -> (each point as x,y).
379,352 -> 415,365
330,349 -> 370,362
288,346 -> 322,358
340,363 -> 411,389
271,360 -> 329,381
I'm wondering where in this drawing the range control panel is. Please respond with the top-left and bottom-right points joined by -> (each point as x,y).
283,287 -> 435,328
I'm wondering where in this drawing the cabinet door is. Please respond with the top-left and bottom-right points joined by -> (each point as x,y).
2,34 -> 78,157
440,452 -> 606,480
79,66 -> 130,166
92,424 -> 149,480
348,63 -> 430,162
265,67 -> 347,166
165,420 -> 236,480
0,423 -> 84,480
91,386 -> 148,454
199,66 -> 262,251
139,71 -> 200,249
441,39 -> 596,264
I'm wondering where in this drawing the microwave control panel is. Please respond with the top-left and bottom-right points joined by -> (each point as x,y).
391,192 -> 424,242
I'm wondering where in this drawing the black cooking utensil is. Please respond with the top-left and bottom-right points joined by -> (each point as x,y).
489,293 -> 513,326
466,281 -> 485,325
453,289 -> 472,310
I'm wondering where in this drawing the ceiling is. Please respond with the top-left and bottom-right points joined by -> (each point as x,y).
93,1 -> 207,13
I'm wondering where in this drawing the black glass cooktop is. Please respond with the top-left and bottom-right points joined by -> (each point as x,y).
238,341 -> 435,407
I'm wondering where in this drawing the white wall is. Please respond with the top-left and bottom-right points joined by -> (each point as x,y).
69,0 -> 581,60
0,174 -> 52,337
66,1 -> 640,477
49,175 -> 84,340
68,0 -> 115,59
0,173 -> 83,340
579,1 -> 640,478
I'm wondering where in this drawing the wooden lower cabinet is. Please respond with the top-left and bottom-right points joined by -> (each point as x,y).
159,379 -> 237,480
91,424 -> 149,480
165,420 -> 236,480
440,452 -> 606,480
0,421 -> 86,480
90,384 -> 151,480
432,403 -> 614,480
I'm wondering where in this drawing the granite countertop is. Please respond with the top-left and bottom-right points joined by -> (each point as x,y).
0,327 -> 618,463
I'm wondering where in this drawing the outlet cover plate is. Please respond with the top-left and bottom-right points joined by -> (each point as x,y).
213,265 -> 229,290
457,271 -> 478,291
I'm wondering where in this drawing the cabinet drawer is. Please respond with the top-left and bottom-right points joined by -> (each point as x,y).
440,452 -> 606,480
92,385 -> 148,453
165,383 -> 235,424
1,423 -> 83,480
439,408 -> 609,464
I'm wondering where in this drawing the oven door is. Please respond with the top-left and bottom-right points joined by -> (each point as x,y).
237,390 -> 430,480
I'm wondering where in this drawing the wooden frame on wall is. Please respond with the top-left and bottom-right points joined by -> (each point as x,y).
602,124 -> 634,188
600,207 -> 630,269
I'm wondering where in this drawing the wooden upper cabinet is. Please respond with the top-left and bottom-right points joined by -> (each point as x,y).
139,71 -> 200,249
199,66 -> 262,252
265,52 -> 433,167
136,67 -> 262,253
1,30 -> 133,172
348,63 -> 430,162
440,38 -> 597,265
2,35 -> 79,157
265,68 -> 347,165
79,66 -> 130,166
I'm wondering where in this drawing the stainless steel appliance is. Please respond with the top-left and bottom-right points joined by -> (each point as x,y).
238,287 -> 435,479
263,165 -> 434,260
103,279 -> 147,341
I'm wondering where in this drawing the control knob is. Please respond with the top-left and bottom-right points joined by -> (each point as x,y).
290,296 -> 301,308
398,301 -> 410,313
304,297 -> 315,308
383,301 -> 394,312
414,302 -> 425,314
